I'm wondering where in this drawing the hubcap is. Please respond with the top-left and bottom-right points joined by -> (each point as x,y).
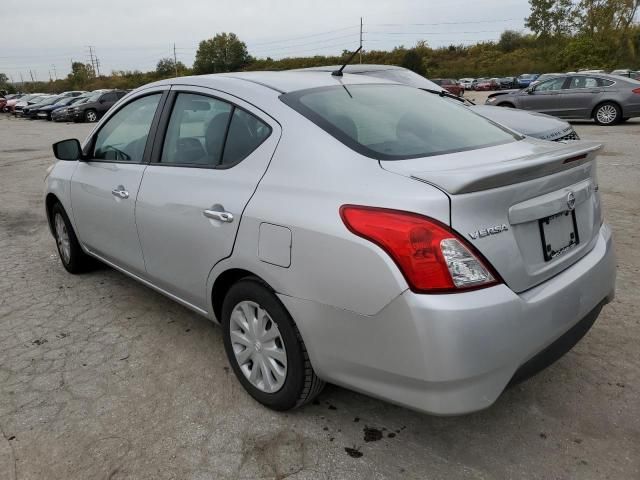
229,300 -> 287,393
597,105 -> 617,124
87,111 -> 96,122
54,213 -> 71,263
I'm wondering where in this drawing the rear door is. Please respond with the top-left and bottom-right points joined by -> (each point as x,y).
558,76 -> 607,118
70,89 -> 167,275
135,87 -> 280,310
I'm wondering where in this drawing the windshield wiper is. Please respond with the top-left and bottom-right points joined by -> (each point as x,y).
420,87 -> 474,105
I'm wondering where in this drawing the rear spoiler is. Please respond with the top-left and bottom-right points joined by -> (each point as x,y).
405,142 -> 602,195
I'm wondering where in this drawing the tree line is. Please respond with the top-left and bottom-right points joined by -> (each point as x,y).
2,0 -> 638,94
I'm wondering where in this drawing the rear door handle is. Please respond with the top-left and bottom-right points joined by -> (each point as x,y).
111,186 -> 129,199
203,209 -> 234,223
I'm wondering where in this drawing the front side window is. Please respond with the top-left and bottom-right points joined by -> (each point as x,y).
281,84 -> 519,160
101,93 -> 117,103
92,94 -> 161,162
536,77 -> 566,92
160,93 -> 271,167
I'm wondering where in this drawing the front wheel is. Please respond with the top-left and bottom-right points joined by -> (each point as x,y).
51,203 -> 94,273
222,278 -> 325,410
594,102 -> 621,125
497,102 -> 515,108
84,109 -> 98,122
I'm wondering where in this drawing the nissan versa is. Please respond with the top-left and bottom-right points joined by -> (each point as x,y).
44,72 -> 616,415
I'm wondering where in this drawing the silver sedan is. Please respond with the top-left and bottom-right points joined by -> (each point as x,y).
486,73 -> 640,125
45,72 -> 616,415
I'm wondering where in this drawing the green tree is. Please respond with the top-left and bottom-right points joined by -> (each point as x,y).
526,0 -> 576,38
401,49 -> 426,75
156,57 -> 187,77
193,33 -> 250,74
67,62 -> 94,89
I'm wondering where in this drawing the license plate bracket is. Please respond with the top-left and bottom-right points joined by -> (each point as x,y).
538,210 -> 580,261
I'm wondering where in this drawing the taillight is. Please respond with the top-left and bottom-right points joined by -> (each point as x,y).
340,205 -> 500,293
632,88 -> 640,94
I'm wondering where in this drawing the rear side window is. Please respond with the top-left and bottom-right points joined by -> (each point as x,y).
161,93 -> 232,166
222,108 -> 271,166
281,84 -> 519,160
160,93 -> 271,168
597,78 -> 615,87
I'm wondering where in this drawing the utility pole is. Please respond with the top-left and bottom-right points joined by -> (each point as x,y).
173,43 -> 178,77
51,64 -> 58,81
49,70 -> 53,82
359,17 -> 363,64
87,46 -> 96,76
29,70 -> 35,82
95,56 -> 101,77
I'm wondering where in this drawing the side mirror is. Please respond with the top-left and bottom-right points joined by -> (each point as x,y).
53,138 -> 82,161
526,86 -> 535,94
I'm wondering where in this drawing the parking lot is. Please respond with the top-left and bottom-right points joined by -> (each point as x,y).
0,111 -> 639,479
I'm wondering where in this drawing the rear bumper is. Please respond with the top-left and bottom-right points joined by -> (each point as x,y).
281,223 -> 615,415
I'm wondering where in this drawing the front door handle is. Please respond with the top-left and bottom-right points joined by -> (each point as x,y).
203,209 -> 234,223
111,186 -> 129,199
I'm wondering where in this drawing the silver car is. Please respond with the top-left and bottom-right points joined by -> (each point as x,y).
45,72 -> 616,415
297,65 -> 581,142
486,73 -> 640,125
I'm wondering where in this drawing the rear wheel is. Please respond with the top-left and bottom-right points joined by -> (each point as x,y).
593,102 -> 621,125
222,278 -> 325,410
84,109 -> 98,123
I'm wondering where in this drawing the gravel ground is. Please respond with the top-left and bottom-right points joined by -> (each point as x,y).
0,111 -> 638,480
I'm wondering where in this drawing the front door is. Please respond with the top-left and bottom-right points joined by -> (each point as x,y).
517,76 -> 568,115
70,92 -> 164,275
135,88 -> 280,309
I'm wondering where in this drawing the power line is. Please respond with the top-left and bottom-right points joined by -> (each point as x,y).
250,33 -> 360,53
247,25 -> 359,47
370,18 -> 520,26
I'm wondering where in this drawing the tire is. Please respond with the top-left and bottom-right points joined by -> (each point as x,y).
497,102 -> 515,108
593,102 -> 621,125
222,278 -> 325,410
50,203 -> 93,274
84,109 -> 98,123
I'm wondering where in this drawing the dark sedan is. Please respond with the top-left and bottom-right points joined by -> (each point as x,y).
68,90 -> 127,122
21,96 -> 60,118
486,73 -> 640,125
36,96 -> 87,120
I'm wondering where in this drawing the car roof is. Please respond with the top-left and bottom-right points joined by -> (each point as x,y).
160,70 -> 397,94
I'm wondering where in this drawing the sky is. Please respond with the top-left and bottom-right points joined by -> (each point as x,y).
0,0 -> 531,82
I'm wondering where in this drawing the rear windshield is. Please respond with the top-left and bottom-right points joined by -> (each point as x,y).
280,84 -> 519,160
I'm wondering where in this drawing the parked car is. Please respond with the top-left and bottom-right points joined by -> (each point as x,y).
459,78 -> 476,90
22,95 -> 62,119
46,71 -> 615,415
0,95 -> 6,112
610,69 -> 640,80
11,93 -> 46,115
296,65 -> 581,142
498,77 -> 516,89
431,78 -> 464,96
37,95 -> 87,121
486,73 -> 640,125
51,96 -> 91,122
475,78 -> 500,91
68,90 -> 127,122
516,73 -> 540,88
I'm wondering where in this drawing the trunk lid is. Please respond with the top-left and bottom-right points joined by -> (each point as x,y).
380,138 -> 603,293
